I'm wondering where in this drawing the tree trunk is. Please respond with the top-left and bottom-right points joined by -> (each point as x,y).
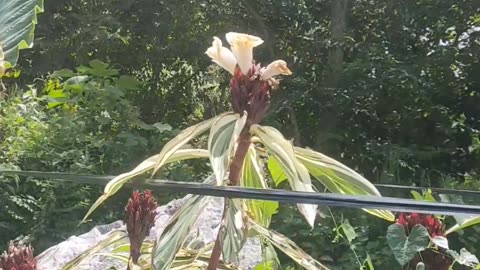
327,0 -> 351,87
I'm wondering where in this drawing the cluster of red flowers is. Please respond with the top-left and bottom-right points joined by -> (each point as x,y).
396,212 -> 445,237
0,241 -> 36,270
125,190 -> 158,265
230,64 -> 275,126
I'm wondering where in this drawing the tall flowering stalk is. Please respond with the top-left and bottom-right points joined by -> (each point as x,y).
0,241 -> 36,270
125,190 -> 158,268
205,32 -> 292,269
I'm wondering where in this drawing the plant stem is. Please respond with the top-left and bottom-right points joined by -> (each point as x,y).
207,128 -> 251,270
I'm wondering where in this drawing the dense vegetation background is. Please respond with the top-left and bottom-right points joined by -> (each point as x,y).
1,0 -> 479,268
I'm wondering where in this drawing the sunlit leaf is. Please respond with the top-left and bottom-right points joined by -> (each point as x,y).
386,224 -> 429,266
83,148 -> 209,222
431,236 -> 449,249
151,175 -> 215,270
251,125 -> 317,227
152,114 -> 225,176
447,248 -> 479,267
249,219 -> 329,270
0,0 -> 44,67
294,147 -> 394,221
61,230 -> 127,270
446,216 -> 480,234
208,112 -> 245,185
267,156 -> 287,187
222,199 -> 248,264
242,146 -> 278,227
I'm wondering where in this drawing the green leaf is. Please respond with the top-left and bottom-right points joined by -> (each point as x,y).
0,0 -> 44,67
363,254 -> 374,270
151,176 -> 215,270
51,68 -> 77,78
294,147 -> 394,222
83,148 -> 209,222
61,230 -> 127,270
386,224 -> 429,266
208,112 -> 245,185
63,75 -> 89,92
152,113 -> 225,176
267,156 -> 287,186
242,146 -> 278,227
251,125 -> 317,227
222,199 -> 248,264
340,219 -> 357,244
116,75 -> 141,90
249,219 -> 329,270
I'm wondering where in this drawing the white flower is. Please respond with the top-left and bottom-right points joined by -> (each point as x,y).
225,32 -> 263,75
260,60 -> 292,80
205,37 -> 237,75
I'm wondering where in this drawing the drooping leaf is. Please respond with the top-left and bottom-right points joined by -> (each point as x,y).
152,114 -> 225,176
242,146 -> 278,227
251,125 -> 317,227
446,216 -> 480,234
0,0 -> 44,67
222,199 -> 248,264
208,112 -> 245,185
151,175 -> 215,270
386,224 -> 429,266
61,230 -> 127,270
363,254 -> 375,270
83,148 -> 209,222
249,219 -> 329,270
294,147 -> 394,221
340,219 -> 357,244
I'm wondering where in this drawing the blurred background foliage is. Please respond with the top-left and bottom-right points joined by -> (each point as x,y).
1,0 -> 479,268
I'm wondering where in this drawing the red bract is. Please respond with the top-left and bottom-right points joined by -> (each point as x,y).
230,64 -> 276,126
125,190 -> 158,266
396,213 -> 445,237
0,241 -> 36,270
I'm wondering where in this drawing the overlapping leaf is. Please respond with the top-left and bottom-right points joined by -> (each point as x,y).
251,124 -> 317,227
242,146 -> 278,227
61,230 -> 127,270
0,0 -> 44,67
152,175 -> 215,270
83,148 -> 209,221
294,147 -> 395,221
249,219 -> 329,270
222,198 -> 248,264
208,113 -> 246,185
152,114 -> 225,176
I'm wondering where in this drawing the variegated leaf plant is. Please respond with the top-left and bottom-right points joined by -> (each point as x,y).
76,32 -> 395,270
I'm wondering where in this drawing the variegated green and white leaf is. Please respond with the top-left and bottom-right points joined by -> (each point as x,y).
0,0 -> 44,68
152,113 -> 227,176
61,230 -> 127,270
251,124 -> 317,227
208,112 -> 246,185
249,219 -> 329,270
83,148 -> 209,222
222,198 -> 248,264
294,147 -> 395,221
242,146 -> 278,227
152,175 -> 215,270
446,216 -> 480,234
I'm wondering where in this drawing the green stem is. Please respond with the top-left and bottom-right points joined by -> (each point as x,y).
207,128 -> 251,270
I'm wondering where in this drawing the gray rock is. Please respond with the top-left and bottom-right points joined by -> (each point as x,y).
36,195 -> 262,270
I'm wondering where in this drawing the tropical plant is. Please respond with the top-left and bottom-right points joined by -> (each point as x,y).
63,31 -> 396,270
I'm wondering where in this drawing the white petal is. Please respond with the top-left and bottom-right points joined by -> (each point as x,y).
260,60 -> 292,80
226,32 -> 263,75
205,37 -> 237,75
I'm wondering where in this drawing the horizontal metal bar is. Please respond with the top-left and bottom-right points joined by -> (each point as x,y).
2,170 -> 480,216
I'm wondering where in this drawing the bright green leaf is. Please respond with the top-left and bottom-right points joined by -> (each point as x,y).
267,156 -> 287,187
